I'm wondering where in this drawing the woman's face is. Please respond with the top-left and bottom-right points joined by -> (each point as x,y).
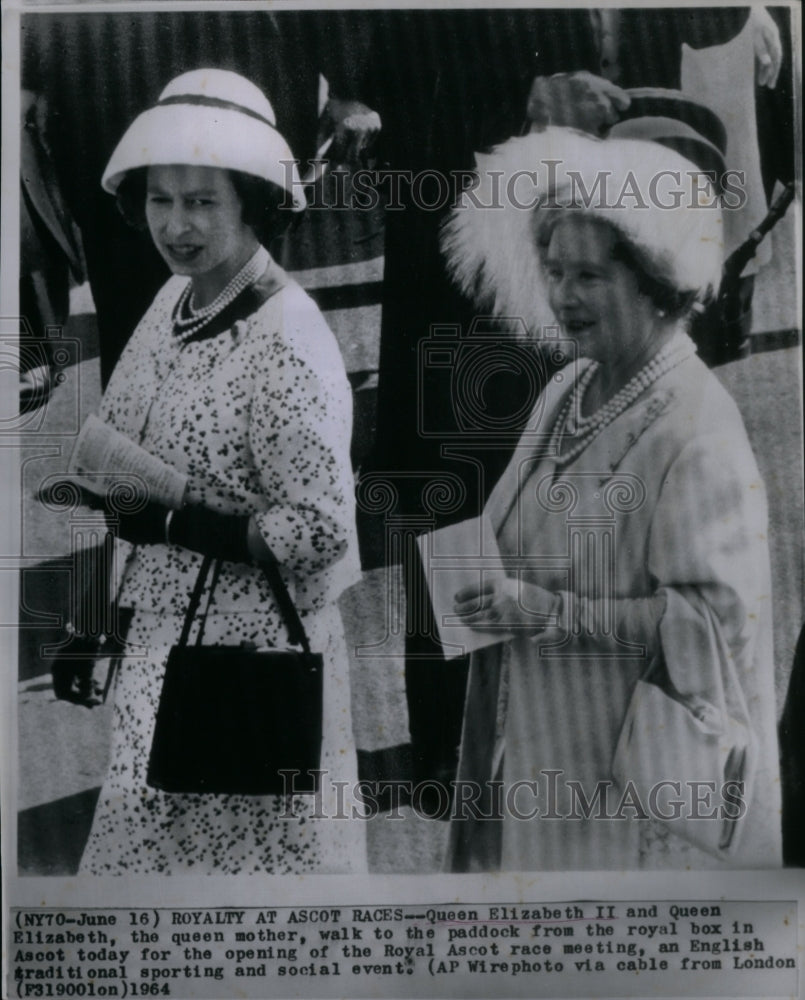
542,216 -> 657,366
145,165 -> 257,299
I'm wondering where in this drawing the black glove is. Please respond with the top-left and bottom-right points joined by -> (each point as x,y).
109,499 -> 252,563
167,505 -> 252,564
110,499 -> 169,545
39,480 -> 252,562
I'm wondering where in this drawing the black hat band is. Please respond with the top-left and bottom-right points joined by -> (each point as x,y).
157,93 -> 278,132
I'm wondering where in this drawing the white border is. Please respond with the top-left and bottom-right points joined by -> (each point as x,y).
2,3 -> 803,998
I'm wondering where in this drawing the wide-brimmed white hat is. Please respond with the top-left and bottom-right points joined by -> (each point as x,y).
441,127 -> 723,335
101,68 -> 306,211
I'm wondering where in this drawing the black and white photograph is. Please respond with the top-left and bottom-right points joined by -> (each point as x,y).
1,1 -> 802,997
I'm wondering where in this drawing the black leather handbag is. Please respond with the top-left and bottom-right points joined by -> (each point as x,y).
146,554 -> 323,795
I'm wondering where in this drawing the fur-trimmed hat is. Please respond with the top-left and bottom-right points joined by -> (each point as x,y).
102,69 -> 305,210
441,127 -> 723,335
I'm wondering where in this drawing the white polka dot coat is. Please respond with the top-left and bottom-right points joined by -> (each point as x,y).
80,258 -> 366,874
101,260 -> 361,616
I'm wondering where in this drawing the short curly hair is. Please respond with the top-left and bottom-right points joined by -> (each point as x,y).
116,167 -> 296,246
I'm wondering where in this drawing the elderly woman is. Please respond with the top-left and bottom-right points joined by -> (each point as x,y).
75,69 -> 364,874
440,127 -> 782,870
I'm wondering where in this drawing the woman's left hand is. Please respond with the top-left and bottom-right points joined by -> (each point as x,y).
453,577 -> 561,634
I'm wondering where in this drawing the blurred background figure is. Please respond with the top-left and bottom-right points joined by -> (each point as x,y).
680,6 -> 787,362
20,90 -> 84,413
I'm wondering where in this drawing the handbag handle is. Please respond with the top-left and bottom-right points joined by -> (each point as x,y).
195,559 -> 223,647
178,554 -> 314,654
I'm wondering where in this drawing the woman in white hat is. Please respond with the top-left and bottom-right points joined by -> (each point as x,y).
77,69 -> 365,874
440,127 -> 782,871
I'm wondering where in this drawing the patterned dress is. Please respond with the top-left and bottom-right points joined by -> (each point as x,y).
80,256 -> 366,875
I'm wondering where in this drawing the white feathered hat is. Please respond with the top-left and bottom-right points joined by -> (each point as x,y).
102,68 -> 306,210
441,127 -> 723,335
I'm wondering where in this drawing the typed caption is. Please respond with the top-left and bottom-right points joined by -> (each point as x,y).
9,899 -> 797,999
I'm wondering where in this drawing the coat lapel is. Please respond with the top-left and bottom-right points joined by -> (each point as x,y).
570,384 -> 679,484
485,358 -> 588,532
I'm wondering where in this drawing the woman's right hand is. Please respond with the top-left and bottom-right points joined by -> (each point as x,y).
39,479 -> 255,559
453,577 -> 561,634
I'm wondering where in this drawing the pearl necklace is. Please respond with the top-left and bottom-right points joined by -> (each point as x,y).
172,245 -> 268,343
548,333 -> 695,467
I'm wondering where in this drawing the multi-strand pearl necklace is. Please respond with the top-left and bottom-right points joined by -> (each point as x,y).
172,245 -> 268,343
548,332 -> 695,467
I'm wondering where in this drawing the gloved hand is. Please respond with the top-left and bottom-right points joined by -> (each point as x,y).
167,504 -> 252,564
111,499 -> 253,561
39,480 -> 253,562
319,97 -> 381,167
526,71 -> 631,135
112,500 -> 170,546
107,496 -> 253,563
